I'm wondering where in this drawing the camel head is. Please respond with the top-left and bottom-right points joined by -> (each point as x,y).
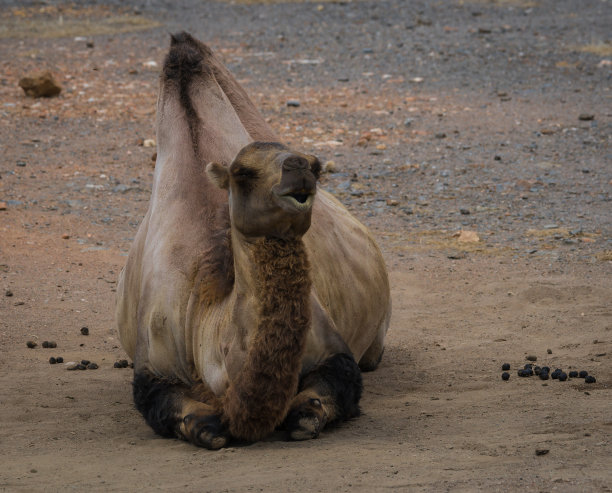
206,142 -> 321,240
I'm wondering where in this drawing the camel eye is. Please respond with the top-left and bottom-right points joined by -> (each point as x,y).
232,166 -> 258,181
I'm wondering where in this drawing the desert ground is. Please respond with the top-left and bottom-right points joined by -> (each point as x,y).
0,0 -> 610,491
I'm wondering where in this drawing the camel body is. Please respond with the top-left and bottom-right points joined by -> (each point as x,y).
116,33 -> 390,446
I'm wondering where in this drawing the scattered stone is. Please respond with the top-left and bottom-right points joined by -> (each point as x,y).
26,341 -> 37,348
585,375 -> 596,384
547,349 -> 552,354
5,289 -> 13,297
80,327 -> 89,336
86,41 -> 95,48
535,449 -> 549,456
502,372 -> 510,381
386,199 -> 399,207
579,370 -> 588,378
501,363 -> 510,371
578,113 -> 594,121
18,71 -> 62,98
459,208 -> 470,215
61,233 -> 70,240
143,138 -> 156,148
16,161 -> 26,167
435,132 -> 447,139
286,100 -> 301,107
526,355 -> 538,361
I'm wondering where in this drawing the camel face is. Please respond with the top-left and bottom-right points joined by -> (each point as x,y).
207,142 -> 321,240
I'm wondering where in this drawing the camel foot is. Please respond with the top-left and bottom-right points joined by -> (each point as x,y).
181,413 -> 228,450
284,392 -> 328,441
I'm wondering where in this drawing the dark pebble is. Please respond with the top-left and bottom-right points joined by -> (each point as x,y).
86,362 -> 98,370
81,360 -> 90,366
286,100 -> 301,107
502,372 -> 510,380
547,349 -> 552,354
49,357 -> 57,364
501,363 -> 510,371
558,372 -> 568,382
579,370 -> 588,378
80,327 -> 89,336
526,355 -> 538,362
56,356 -> 63,363
435,132 -> 446,139
578,114 -> 594,121
5,289 -> 13,297
539,372 -> 549,380
26,341 -> 37,348
585,375 -> 596,384
535,449 -> 549,456
569,371 -> 578,378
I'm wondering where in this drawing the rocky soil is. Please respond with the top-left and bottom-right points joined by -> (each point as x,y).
1,1 -> 610,492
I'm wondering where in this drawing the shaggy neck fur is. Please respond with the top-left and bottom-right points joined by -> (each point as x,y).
222,236 -> 311,441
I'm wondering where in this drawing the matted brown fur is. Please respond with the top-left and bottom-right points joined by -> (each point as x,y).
222,237 -> 312,440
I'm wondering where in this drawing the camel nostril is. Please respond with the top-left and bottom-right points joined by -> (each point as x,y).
289,193 -> 310,204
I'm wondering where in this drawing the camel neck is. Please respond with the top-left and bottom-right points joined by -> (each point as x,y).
223,235 -> 312,441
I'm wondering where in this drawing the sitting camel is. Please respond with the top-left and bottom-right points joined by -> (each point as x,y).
116,32 -> 391,448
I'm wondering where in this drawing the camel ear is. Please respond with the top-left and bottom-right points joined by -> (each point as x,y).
206,162 -> 229,189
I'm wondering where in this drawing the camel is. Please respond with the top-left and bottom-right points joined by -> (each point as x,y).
115,32 -> 391,448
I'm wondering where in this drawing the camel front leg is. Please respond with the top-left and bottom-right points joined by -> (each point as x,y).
133,370 -> 228,449
284,352 -> 363,441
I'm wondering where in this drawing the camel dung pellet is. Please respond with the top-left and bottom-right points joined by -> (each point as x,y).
80,327 -> 89,336
26,341 -> 37,348
558,372 -> 568,382
56,356 -> 64,363
579,370 -> 588,378
539,371 -> 549,380
569,371 -> 578,378
113,362 -> 122,368
526,355 -> 537,362
86,362 -> 98,370
524,363 -> 533,370
77,363 -> 87,370
42,341 -> 49,348
501,372 -> 510,381
541,366 -> 550,373
120,359 -> 129,368
501,363 -> 510,371
81,360 -> 90,366
534,366 -> 542,375
585,375 -> 596,384
49,357 -> 57,364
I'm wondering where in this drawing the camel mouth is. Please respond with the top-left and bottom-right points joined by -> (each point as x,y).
277,191 -> 315,211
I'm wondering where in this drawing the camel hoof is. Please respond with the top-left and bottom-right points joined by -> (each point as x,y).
285,397 -> 327,441
182,413 -> 228,450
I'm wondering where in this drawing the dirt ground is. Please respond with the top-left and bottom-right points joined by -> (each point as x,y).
1,0 -> 611,491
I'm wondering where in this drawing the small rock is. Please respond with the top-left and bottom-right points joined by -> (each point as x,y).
286,100 -> 301,107
86,41 -> 94,48
435,132 -> 447,139
143,138 -> 156,148
26,341 -> 37,348
526,355 -> 537,362
80,327 -> 89,336
578,114 -> 594,121
547,349 -> 552,354
5,289 -> 13,297
459,208 -> 470,215
18,71 -> 62,98
535,449 -> 549,456
386,199 -> 399,207
61,233 -> 70,240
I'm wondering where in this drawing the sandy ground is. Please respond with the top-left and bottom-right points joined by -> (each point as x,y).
1,1 -> 611,491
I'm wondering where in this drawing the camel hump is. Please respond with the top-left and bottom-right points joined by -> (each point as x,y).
163,32 -> 214,84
